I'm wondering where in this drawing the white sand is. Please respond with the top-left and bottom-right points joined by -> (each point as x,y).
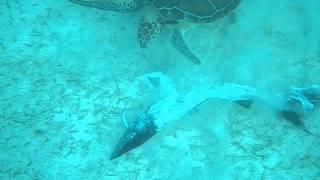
0,0 -> 319,179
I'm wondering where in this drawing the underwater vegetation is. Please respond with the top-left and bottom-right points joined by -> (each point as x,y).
0,0 -> 319,179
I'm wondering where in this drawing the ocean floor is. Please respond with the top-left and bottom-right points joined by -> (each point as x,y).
0,0 -> 320,179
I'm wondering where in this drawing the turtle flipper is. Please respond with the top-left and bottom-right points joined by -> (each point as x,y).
137,18 -> 161,48
69,0 -> 142,12
171,28 -> 201,64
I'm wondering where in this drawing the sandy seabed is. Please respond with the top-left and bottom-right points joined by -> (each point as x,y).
0,0 -> 320,179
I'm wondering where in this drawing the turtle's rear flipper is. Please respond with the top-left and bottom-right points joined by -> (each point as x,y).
171,28 -> 201,64
69,0 -> 141,12
110,112 -> 157,160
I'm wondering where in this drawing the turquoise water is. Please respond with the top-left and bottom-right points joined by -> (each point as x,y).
0,0 -> 320,179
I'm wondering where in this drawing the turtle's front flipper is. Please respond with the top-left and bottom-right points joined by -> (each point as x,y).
110,112 -> 157,160
171,28 -> 201,64
69,0 -> 142,12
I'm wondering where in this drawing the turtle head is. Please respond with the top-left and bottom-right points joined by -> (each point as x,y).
137,18 -> 162,48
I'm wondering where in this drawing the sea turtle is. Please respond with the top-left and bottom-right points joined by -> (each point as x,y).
69,0 -> 241,64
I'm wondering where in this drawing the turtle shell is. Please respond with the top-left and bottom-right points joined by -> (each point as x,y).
153,0 -> 241,23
